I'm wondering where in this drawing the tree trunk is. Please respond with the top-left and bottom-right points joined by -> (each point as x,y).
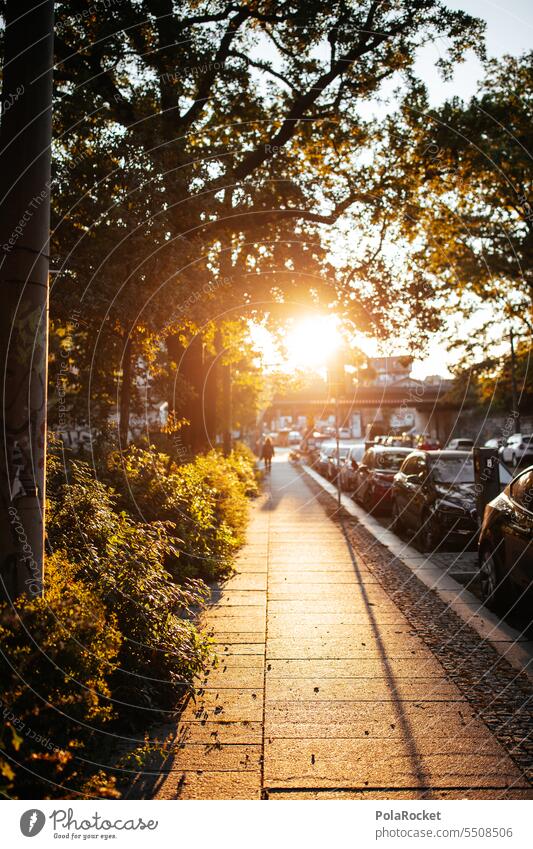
222,360 -> 232,456
204,349 -> 219,448
185,334 -> 206,453
119,333 -> 133,447
0,0 -> 54,599
166,332 -> 207,453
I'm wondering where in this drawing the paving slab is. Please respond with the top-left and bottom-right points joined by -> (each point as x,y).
264,739 -> 527,789
156,770 -> 262,800
149,454 -> 531,800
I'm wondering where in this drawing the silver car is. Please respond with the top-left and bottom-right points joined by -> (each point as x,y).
339,443 -> 366,491
500,433 -> 533,467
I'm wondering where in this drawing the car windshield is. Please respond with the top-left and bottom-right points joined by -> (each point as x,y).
329,445 -> 351,459
375,451 -> 408,470
431,457 -> 475,484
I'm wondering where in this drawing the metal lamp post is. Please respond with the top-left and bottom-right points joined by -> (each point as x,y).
327,353 -> 343,508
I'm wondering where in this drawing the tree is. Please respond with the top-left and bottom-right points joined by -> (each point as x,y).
361,51 -> 532,354
46,0 -> 484,435
0,0 -> 54,598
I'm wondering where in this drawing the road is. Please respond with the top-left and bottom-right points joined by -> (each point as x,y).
129,451 -> 533,800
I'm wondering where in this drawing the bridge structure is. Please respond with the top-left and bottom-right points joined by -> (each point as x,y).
263,377 -> 458,442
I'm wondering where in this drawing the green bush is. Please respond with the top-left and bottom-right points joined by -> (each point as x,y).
1,437 -> 257,798
47,461 -> 211,712
227,441 -> 260,498
0,553 -> 121,799
104,444 -> 258,581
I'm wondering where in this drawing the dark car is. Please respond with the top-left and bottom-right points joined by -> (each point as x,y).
354,446 -> 413,513
477,465 -> 533,610
391,450 -> 478,551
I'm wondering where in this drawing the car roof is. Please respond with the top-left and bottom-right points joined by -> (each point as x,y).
367,445 -> 412,453
419,449 -> 473,458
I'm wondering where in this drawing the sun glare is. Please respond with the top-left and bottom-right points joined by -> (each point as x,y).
283,316 -> 341,372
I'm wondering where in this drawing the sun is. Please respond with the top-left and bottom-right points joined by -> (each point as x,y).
283,315 -> 341,372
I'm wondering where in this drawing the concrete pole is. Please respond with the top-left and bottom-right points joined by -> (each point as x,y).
335,394 -> 341,507
0,0 -> 54,598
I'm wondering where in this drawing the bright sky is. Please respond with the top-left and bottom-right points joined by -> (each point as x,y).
412,0 -> 532,377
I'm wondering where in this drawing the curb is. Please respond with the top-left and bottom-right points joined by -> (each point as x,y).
302,463 -> 533,685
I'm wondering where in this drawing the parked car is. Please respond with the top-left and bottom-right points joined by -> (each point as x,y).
339,443 -> 366,491
314,441 -> 336,477
288,430 -> 301,445
484,437 -> 505,450
391,450 -> 478,551
446,438 -> 474,450
354,446 -> 413,513
384,435 -> 414,447
478,465 -> 533,610
327,442 -> 355,481
499,433 -> 533,467
416,434 -> 441,450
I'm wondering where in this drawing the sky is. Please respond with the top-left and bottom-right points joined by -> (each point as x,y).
419,0 -> 532,105
380,0 -> 532,379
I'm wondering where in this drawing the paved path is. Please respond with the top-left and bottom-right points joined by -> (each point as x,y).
150,453 -> 530,799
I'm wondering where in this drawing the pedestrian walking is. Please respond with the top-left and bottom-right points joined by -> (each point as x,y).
261,436 -> 275,472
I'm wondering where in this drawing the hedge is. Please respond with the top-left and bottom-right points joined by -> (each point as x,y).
0,441 -> 258,798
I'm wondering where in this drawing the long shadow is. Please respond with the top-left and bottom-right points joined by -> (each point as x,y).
121,719 -> 192,799
267,458 -> 435,794
260,459 -> 295,512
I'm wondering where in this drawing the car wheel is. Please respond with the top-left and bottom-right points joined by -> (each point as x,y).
363,487 -> 375,514
391,499 -> 404,533
479,546 -> 512,612
419,509 -> 440,553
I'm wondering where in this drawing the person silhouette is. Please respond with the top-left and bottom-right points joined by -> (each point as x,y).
261,437 -> 275,472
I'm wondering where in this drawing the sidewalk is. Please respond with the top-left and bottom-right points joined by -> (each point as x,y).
150,453 -> 531,799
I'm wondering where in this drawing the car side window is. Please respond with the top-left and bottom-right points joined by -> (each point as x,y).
510,470 -> 533,513
401,456 -> 419,477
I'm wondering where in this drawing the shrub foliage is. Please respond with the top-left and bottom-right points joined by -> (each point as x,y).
0,442 -> 258,798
